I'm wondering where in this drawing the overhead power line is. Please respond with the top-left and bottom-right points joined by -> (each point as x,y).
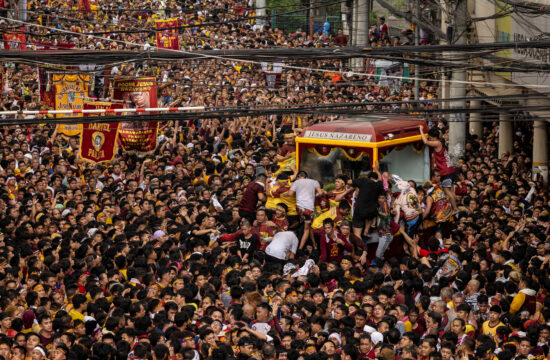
4,39 -> 550,64
495,0 -> 550,14
6,17 -> 550,89
3,99 -> 550,126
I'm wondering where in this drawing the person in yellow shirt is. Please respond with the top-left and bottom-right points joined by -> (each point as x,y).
482,305 -> 504,338
265,174 -> 282,212
67,294 -> 87,322
216,142 -> 229,163
327,175 -> 354,209
269,173 -> 297,218
509,278 -> 537,316
312,201 -> 351,230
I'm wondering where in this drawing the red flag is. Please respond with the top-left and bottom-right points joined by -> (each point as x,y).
78,0 -> 91,14
38,69 -> 55,108
4,27 -> 25,50
112,77 -> 158,153
155,19 -> 179,50
79,101 -> 122,163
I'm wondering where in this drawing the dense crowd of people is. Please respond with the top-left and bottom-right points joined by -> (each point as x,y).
0,1 -> 548,360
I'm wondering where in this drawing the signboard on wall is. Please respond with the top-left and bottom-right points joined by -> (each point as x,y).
495,7 -> 550,89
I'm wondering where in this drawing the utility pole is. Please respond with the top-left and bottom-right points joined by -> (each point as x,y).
351,0 -> 369,70
255,0 -> 266,28
533,120 -> 549,183
448,0 -> 468,165
366,0 -> 370,40
309,0 -> 314,41
341,1 -> 351,38
414,0 -> 419,100
349,0 -> 358,45
469,100 -> 482,137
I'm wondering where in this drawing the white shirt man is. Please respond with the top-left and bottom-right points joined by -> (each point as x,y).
265,231 -> 299,261
289,177 -> 321,211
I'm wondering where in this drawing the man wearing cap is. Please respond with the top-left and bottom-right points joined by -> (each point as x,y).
236,337 -> 255,359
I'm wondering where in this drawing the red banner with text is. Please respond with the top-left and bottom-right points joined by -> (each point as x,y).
3,28 -> 26,50
112,77 -> 158,153
79,101 -> 122,163
155,19 -> 179,50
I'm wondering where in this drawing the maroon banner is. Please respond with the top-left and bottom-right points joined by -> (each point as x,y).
78,0 -> 91,14
38,69 -> 54,108
4,28 -> 25,50
80,101 -> 122,163
155,19 -> 179,50
112,77 -> 158,153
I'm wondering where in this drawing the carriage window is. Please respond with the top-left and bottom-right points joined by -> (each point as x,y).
379,145 -> 430,184
300,148 -> 371,185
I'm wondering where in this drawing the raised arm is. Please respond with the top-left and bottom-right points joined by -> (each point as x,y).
171,120 -> 179,146
48,124 -> 58,145
139,159 -> 150,183
393,202 -> 401,223
333,187 -> 354,202
315,186 -> 326,197
272,117 -> 277,143
423,196 -> 433,219
419,125 -> 440,148
283,189 -> 295,198
372,160 -> 381,181
502,220 -> 524,251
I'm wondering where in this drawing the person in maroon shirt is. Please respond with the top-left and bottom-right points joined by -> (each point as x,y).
316,218 -> 352,263
37,314 -> 53,348
252,208 -> 277,251
358,333 -> 376,359
238,173 -> 267,223
275,133 -> 296,163
419,125 -> 457,212
378,17 -> 388,40
334,29 -> 348,47
272,203 -> 290,232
